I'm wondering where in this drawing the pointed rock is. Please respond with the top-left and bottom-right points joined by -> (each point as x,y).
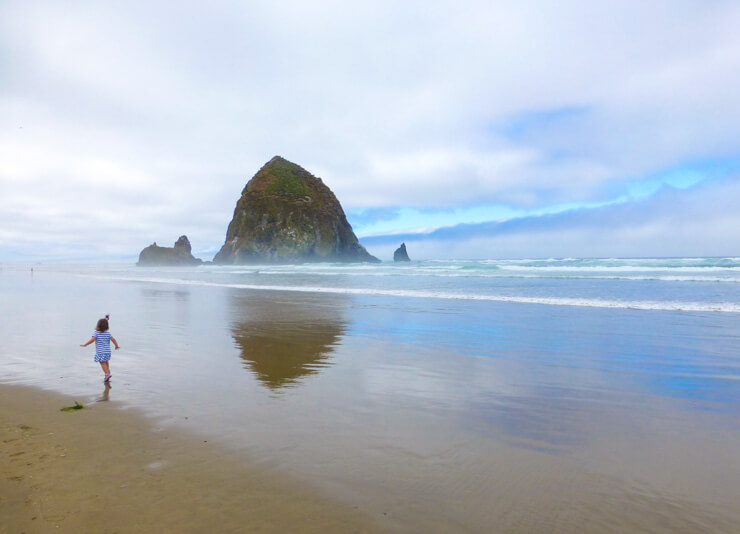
393,243 -> 411,262
214,156 -> 379,264
174,235 -> 192,253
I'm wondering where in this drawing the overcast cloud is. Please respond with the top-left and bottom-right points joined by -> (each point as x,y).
1,1 -> 739,261
363,176 -> 740,259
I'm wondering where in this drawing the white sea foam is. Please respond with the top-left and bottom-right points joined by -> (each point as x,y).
92,275 -> 740,313
164,265 -> 740,282
496,265 -> 740,272
183,257 -> 740,283
248,270 -> 739,282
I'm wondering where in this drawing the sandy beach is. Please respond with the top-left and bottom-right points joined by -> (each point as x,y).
0,384 -> 381,534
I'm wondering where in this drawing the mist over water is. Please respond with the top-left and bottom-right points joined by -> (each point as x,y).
2,259 -> 740,531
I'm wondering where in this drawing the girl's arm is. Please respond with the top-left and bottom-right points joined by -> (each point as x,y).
111,336 -> 120,350
80,337 -> 95,347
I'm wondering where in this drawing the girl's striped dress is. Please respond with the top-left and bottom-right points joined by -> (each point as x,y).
93,331 -> 112,362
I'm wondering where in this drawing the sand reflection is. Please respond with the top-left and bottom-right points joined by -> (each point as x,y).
230,292 -> 347,390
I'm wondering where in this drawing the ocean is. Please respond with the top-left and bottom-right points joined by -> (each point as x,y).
96,256 -> 740,311
2,257 -> 740,531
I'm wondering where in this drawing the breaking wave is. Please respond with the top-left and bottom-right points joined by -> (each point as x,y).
94,275 -> 740,313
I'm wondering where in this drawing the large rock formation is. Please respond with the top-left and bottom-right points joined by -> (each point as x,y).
213,156 -> 379,264
393,243 -> 411,262
137,235 -> 203,266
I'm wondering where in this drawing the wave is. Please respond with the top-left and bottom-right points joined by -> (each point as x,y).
92,275 -> 740,313
207,270 -> 740,283
135,265 -> 740,283
495,265 -> 740,272
208,257 -> 740,276
470,258 -> 740,270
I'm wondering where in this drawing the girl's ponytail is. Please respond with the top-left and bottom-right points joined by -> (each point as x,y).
96,315 -> 110,332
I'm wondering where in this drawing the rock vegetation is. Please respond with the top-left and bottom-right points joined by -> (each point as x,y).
214,156 -> 379,264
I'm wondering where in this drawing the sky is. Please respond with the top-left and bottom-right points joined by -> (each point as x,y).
1,0 -> 739,262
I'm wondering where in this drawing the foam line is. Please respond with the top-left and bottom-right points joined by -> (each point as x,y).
92,275 -> 740,313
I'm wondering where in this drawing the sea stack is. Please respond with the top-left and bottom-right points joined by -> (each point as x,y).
137,236 -> 203,266
393,243 -> 411,262
213,156 -> 379,264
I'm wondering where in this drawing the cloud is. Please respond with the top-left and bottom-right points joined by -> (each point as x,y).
1,1 -> 739,260
360,177 -> 740,260
345,207 -> 403,227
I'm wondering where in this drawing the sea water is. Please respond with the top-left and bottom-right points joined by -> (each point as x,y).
2,258 -> 740,531
89,256 -> 740,312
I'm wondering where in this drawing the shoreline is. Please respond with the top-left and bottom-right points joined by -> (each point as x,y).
0,383 -> 383,533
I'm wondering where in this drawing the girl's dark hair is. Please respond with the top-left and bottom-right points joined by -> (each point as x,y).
96,315 -> 110,332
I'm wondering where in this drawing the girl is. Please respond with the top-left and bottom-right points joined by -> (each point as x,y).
81,314 -> 120,382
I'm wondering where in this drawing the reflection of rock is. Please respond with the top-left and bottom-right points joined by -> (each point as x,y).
230,293 -> 346,390
393,242 -> 410,262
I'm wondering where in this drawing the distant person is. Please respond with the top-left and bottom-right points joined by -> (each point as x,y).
80,314 -> 120,382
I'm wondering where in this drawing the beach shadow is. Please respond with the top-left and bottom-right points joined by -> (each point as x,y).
230,292 -> 348,391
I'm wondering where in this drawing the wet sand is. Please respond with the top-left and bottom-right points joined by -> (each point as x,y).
0,384 -> 381,534
4,385 -> 740,534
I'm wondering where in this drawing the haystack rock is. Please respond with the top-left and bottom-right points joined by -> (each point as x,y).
137,235 -> 203,266
393,243 -> 411,262
213,156 -> 379,264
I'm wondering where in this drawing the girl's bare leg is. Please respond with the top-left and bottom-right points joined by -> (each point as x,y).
100,361 -> 110,376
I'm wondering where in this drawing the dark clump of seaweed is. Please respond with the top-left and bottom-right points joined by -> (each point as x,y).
60,401 -> 84,412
